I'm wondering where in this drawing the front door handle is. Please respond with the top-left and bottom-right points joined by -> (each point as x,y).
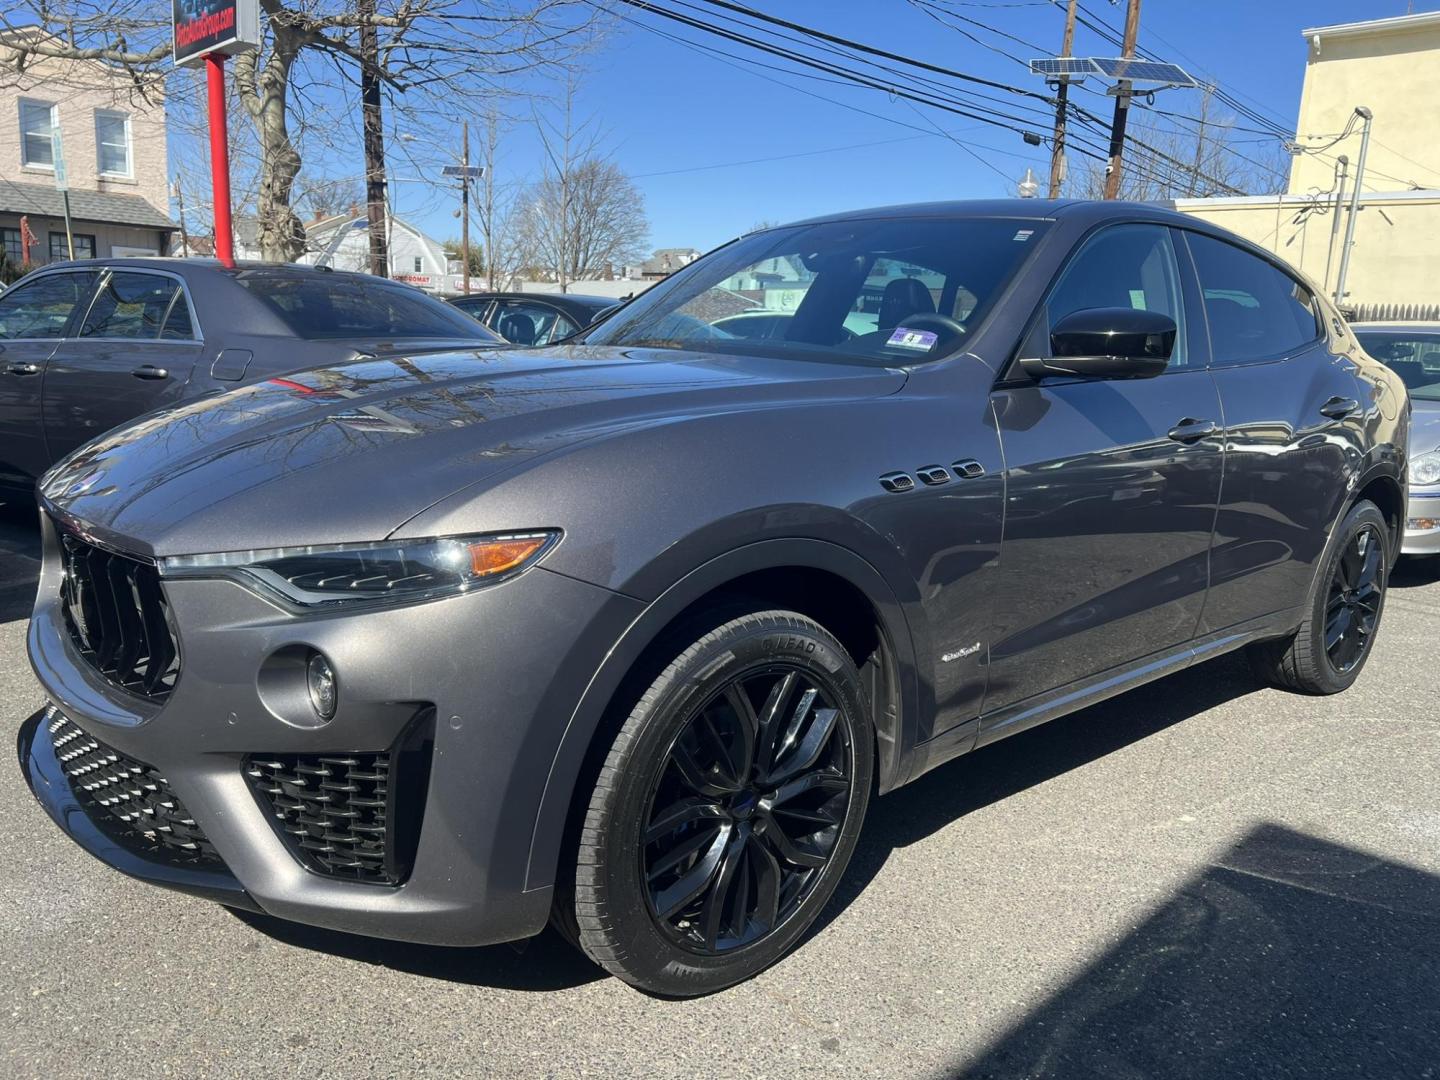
1167,418 -> 1220,443
5,361 -> 40,376
1319,395 -> 1359,420
131,364 -> 170,380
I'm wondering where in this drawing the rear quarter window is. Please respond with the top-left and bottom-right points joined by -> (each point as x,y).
238,275 -> 494,341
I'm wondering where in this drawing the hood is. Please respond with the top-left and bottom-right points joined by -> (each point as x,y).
41,345 -> 906,557
1412,396 -> 1440,458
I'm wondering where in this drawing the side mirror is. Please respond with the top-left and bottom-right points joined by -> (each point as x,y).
1018,307 -> 1176,380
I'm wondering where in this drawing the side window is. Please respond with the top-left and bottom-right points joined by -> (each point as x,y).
161,294 -> 196,340
1185,232 -> 1320,366
1033,223 -> 1189,369
80,273 -> 184,340
0,272 -> 97,339
494,300 -> 573,345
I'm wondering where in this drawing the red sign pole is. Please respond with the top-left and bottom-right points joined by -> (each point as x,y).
205,52 -> 235,268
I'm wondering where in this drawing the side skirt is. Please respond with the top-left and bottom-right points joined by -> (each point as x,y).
902,607 -> 1301,786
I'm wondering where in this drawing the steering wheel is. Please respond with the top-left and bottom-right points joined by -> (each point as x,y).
890,311 -> 967,341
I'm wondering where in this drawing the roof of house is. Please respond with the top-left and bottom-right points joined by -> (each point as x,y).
1303,11 -> 1440,43
0,180 -> 174,231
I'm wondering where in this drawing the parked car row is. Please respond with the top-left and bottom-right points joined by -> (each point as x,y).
13,200 -> 1412,998
0,259 -> 499,495
447,290 -> 619,344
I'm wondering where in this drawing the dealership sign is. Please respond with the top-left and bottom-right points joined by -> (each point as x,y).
173,0 -> 260,67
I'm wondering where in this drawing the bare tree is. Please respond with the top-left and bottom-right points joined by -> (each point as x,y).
296,177 -> 364,221
1,2 -> 603,261
510,80 -> 648,289
513,158 -> 649,289
1065,105 -> 1289,202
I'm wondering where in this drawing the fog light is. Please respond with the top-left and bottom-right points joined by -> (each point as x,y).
1408,517 -> 1440,533
307,652 -> 337,721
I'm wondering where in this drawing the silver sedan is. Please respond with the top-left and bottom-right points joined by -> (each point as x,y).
1354,323 -> 1440,555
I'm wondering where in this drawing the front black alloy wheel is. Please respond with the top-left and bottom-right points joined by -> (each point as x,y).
643,666 -> 852,955
569,610 -> 873,996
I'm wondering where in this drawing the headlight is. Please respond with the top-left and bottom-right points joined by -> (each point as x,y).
1413,451 -> 1440,487
159,531 -> 559,609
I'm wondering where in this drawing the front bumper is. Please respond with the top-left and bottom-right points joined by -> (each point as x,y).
1402,489 -> 1440,555
23,514 -> 643,946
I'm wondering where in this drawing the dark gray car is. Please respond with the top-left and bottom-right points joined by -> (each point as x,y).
18,201 -> 1409,997
0,259 -> 500,495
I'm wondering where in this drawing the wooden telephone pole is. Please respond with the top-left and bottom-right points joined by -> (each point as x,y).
1047,0 -> 1079,198
359,0 -> 389,276
1102,0 -> 1142,200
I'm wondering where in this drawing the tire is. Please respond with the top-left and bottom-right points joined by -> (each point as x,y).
1248,499 -> 1391,695
568,609 -> 874,996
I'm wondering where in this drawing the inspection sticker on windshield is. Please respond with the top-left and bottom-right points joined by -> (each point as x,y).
1013,229 -> 1035,241
887,327 -> 938,351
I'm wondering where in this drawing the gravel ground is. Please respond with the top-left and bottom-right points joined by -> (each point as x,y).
2,501 -> 1437,1079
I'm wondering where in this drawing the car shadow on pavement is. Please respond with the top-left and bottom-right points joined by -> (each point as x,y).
816,651 -> 1263,941
1391,555 -> 1440,589
0,499 -> 41,624
945,822 -> 1440,1078
229,912 -> 607,992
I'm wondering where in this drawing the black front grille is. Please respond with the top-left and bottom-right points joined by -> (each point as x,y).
49,712 -> 219,865
57,529 -> 180,701
245,714 -> 434,886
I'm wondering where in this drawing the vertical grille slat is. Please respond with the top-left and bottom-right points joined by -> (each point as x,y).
58,528 -> 180,702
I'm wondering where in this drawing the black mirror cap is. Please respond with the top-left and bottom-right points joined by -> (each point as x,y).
1021,307 -> 1177,380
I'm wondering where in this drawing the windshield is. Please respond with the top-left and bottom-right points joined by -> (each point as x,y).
238,273 -> 499,342
582,216 -> 1049,364
1356,331 -> 1440,402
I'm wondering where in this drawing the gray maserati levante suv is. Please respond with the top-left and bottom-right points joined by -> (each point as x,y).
19,201 -> 1409,996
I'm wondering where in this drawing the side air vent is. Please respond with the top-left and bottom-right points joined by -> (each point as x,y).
879,472 -> 915,493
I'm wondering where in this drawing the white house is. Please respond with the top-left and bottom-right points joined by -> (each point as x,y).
299,212 -> 453,293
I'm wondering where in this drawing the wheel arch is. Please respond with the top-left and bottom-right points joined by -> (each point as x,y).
523,538 -> 919,893
1354,469 -> 1405,560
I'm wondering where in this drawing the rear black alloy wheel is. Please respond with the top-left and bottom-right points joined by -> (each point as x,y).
643,666 -> 852,955
1324,522 -> 1384,674
570,610 -> 873,996
1248,498 -> 1390,695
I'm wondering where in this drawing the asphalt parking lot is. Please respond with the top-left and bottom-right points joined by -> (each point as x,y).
1,500 -> 1437,1080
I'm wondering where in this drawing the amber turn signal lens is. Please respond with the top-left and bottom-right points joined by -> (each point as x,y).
468,536 -> 549,577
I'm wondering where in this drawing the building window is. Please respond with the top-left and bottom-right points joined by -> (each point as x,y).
1,227 -> 24,266
95,110 -> 133,177
19,98 -> 57,169
414,257 -> 423,273
49,233 -> 97,261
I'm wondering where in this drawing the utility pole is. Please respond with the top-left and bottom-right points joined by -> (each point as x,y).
359,0 -> 389,278
1334,106 -> 1373,306
461,120 -> 471,296
1102,0 -> 1142,200
1323,155 -> 1349,296
1187,85 -> 1213,197
174,177 -> 190,257
1048,0 -> 1079,198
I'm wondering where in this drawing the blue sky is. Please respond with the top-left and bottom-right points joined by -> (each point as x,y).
387,0 -> 1426,254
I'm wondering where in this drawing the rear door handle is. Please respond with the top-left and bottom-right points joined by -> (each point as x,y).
131,364 -> 170,380
1167,418 -> 1220,443
1319,396 -> 1359,419
5,361 -> 40,376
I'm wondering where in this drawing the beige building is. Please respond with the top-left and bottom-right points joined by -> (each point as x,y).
0,30 -> 174,269
1173,11 -> 1440,315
